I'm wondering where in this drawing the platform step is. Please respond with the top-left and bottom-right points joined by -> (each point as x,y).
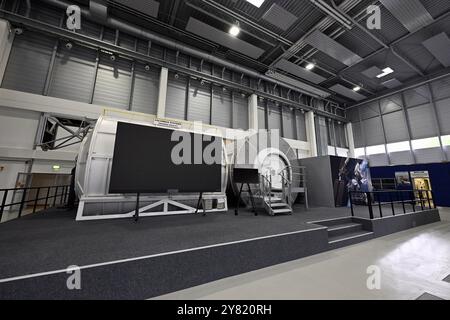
272,208 -> 293,214
264,196 -> 282,202
310,217 -> 354,227
269,202 -> 289,208
328,230 -> 374,249
327,223 -> 363,238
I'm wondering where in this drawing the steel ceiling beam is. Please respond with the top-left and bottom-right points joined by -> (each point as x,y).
0,9 -> 347,122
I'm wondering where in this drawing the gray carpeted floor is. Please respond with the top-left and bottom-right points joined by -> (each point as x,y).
0,205 -> 357,279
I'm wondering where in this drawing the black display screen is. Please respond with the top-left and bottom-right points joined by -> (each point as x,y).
233,168 -> 260,184
109,122 -> 222,194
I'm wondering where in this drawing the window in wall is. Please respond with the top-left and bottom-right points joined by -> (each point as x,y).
441,135 -> 450,146
386,141 -> 410,153
366,144 -> 386,155
354,148 -> 365,158
411,137 -> 440,150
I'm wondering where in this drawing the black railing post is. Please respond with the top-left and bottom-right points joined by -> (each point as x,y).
44,187 -> 50,209
376,193 -> 382,217
60,186 -> 64,205
367,192 -> 374,219
411,190 -> 416,212
390,191 -> 395,216
53,186 -> 58,207
0,190 -> 8,222
419,190 -> 424,211
18,188 -> 27,218
349,191 -> 354,217
33,188 -> 40,213
400,191 -> 406,214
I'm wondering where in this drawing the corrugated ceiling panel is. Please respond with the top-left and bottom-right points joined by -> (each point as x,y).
304,30 -> 362,66
165,73 -> 187,120
267,71 -> 331,97
2,32 -> 54,95
380,95 -> 403,114
407,104 -> 438,139
211,87 -> 232,128
422,32 -> 450,67
361,66 -> 383,79
329,84 -> 366,101
130,64 -> 159,115
368,154 -> 389,166
379,0 -> 433,32
274,59 -> 326,84
382,78 -> 403,89
48,44 -> 97,103
92,54 -> 132,109
188,80 -> 211,124
389,151 -> 414,165
185,17 -> 265,59
431,76 -> 450,100
404,86 -> 430,107
233,93 -> 249,130
261,3 -> 298,31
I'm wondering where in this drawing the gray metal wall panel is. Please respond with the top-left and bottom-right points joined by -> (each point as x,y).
211,87 -> 232,128
233,94 -> 248,130
380,95 -> 402,114
295,111 -> 307,142
188,80 -> 211,124
431,77 -> 450,100
2,31 -> 54,94
414,148 -> 442,164
335,122 -> 347,148
92,54 -> 132,109
352,121 -> 365,148
258,106 -> 266,130
48,45 -> 97,103
406,104 -> 438,139
382,111 -> 409,143
363,117 -> 385,146
165,74 -> 187,120
359,103 -> 379,120
389,151 -> 414,165
268,104 -> 282,131
404,86 -> 430,107
368,154 -> 389,167
436,97 -> 450,135
282,107 -> 295,139
130,64 -> 159,115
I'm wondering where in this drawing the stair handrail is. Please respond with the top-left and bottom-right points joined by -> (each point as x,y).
260,173 -> 272,210
279,171 -> 292,206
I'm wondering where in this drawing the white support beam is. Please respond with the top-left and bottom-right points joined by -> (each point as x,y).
248,94 -> 258,131
305,111 -> 318,157
156,67 -> 168,118
345,122 -> 355,158
0,19 -> 14,83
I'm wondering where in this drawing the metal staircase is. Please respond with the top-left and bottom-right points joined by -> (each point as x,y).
260,165 -> 307,216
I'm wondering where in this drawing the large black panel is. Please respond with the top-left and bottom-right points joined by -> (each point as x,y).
109,122 -> 222,194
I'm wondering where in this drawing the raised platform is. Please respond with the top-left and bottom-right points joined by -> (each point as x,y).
0,205 -> 441,299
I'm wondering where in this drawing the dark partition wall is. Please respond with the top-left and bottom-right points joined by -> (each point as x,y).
109,122 -> 222,194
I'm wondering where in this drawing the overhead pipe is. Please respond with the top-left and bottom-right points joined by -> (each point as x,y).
39,0 -> 335,101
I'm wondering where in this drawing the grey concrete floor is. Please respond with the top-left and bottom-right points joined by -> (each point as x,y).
155,208 -> 450,300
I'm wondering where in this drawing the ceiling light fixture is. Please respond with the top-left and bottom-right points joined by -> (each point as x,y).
245,0 -> 266,8
305,63 -> 315,70
376,67 -> 394,78
353,86 -> 361,92
229,22 -> 240,37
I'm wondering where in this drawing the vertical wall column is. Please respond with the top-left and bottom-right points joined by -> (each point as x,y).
346,122 -> 355,158
248,93 -> 258,131
0,19 -> 14,84
305,111 -> 318,157
156,67 -> 168,118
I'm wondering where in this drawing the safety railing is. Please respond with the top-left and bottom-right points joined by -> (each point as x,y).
0,185 -> 70,221
260,174 -> 272,208
349,189 -> 436,220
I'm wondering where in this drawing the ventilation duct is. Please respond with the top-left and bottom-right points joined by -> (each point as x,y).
329,84 -> 366,101
382,78 -> 402,89
304,30 -> 362,66
379,0 -> 433,32
113,0 -> 160,18
90,0 -> 108,22
274,59 -> 326,84
267,71 -> 331,98
262,4 -> 297,31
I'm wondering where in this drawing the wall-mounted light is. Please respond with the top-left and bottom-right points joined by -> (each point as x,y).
52,165 -> 61,171
110,54 -> 116,61
144,65 -> 150,71
174,73 -> 179,79
353,86 -> 361,92
229,22 -> 240,37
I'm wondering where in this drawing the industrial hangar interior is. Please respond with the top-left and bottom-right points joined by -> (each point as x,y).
0,0 -> 449,302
